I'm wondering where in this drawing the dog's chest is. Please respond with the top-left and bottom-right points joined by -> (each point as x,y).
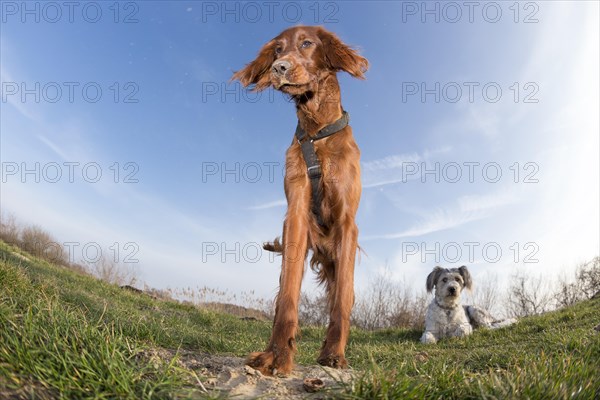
431,305 -> 467,332
438,308 -> 458,324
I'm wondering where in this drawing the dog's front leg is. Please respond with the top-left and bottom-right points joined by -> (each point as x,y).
450,323 -> 473,338
246,207 -> 308,376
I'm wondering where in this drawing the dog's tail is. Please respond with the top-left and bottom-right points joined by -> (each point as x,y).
263,237 -> 283,253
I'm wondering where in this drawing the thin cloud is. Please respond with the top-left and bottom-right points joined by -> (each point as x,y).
37,135 -> 70,160
362,177 -> 409,189
361,147 -> 452,189
362,189 -> 518,241
362,152 -> 422,172
0,65 -> 38,122
457,191 -> 519,213
361,208 -> 484,241
247,199 -> 287,210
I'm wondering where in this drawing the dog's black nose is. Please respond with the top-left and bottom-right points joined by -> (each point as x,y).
449,287 -> 456,295
272,60 -> 291,76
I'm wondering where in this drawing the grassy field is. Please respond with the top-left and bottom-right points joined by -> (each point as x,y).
1,240 -> 599,399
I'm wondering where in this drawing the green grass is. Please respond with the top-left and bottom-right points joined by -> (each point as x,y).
338,307 -> 600,399
1,240 -> 599,399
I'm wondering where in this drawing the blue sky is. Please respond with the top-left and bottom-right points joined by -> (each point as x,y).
1,1 -> 598,300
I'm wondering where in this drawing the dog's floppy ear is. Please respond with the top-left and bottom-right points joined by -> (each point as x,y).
426,266 -> 444,293
231,40 -> 277,91
317,27 -> 369,79
458,265 -> 473,290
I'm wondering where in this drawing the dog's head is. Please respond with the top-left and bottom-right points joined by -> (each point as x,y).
231,25 -> 368,95
425,266 -> 473,308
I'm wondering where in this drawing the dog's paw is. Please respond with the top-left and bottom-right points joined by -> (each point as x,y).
246,351 -> 293,376
420,331 -> 437,344
451,323 -> 473,338
317,353 -> 348,369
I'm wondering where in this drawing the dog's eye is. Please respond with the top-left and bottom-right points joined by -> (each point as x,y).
275,47 -> 283,54
442,278 -> 448,283
300,40 -> 312,49
455,277 -> 461,282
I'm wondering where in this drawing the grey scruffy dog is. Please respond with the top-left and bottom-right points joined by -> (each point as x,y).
421,266 -> 516,344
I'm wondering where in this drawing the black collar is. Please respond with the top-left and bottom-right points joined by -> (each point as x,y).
295,111 -> 349,143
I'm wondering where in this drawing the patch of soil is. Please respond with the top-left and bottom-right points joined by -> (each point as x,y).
0,377 -> 58,400
142,349 -> 355,399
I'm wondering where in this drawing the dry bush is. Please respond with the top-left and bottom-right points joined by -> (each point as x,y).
0,212 -> 20,246
172,286 -> 236,305
387,290 -> 428,329
201,302 -> 270,320
506,257 -> 598,317
0,212 -> 93,275
555,273 -> 585,308
555,257 -> 600,307
464,272 -> 501,316
20,225 -> 70,266
351,270 -> 427,330
170,286 -> 275,319
142,285 -> 174,301
577,256 -> 600,298
67,262 -> 90,275
504,272 -> 554,317
298,291 -> 329,326
87,255 -> 139,286
352,273 -> 396,330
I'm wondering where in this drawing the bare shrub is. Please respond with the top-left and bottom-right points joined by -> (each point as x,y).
0,212 -> 20,246
88,255 -> 139,286
68,262 -> 90,276
240,290 -> 275,319
172,286 -> 238,305
351,270 -> 427,330
143,285 -> 174,301
577,256 -> 600,298
352,272 -> 397,330
465,272 -> 501,316
0,212 -> 93,275
555,257 -> 600,307
20,225 -> 69,266
298,291 -> 329,326
505,272 -> 554,317
555,273 -> 585,308
388,289 -> 428,329
169,286 -> 275,319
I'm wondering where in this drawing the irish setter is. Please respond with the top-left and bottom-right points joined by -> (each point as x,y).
232,25 -> 368,375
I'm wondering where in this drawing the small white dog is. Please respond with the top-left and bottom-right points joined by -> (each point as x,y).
421,266 -> 516,344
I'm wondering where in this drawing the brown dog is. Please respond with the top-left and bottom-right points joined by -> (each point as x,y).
232,25 -> 368,375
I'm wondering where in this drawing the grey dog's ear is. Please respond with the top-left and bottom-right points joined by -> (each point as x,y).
458,265 -> 473,290
426,266 -> 444,293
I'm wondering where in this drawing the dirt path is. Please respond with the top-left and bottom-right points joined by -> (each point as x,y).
144,349 -> 355,399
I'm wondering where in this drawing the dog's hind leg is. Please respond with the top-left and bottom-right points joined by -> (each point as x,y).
464,305 -> 494,329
